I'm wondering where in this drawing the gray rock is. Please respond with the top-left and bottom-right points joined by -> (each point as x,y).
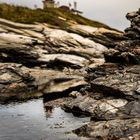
91,65 -> 140,100
104,40 -> 140,64
63,64 -> 140,135
63,95 -> 128,119
0,63 -> 37,102
73,118 -> 140,139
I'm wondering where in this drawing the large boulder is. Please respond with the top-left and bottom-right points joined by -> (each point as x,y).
0,42 -> 40,65
38,54 -> 90,69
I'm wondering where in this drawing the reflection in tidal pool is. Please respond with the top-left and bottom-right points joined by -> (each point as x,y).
0,98 -> 90,140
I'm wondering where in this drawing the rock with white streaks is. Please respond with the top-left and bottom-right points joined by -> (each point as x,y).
69,24 -> 126,47
44,29 -> 107,59
0,33 -> 39,45
38,54 -> 89,68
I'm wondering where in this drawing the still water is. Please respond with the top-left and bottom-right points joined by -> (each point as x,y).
0,0 -> 140,30
0,98 -> 90,140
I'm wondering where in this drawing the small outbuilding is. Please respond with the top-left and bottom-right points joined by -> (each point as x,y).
42,0 -> 57,9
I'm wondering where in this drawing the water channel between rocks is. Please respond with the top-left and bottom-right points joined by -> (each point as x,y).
0,98 -> 90,140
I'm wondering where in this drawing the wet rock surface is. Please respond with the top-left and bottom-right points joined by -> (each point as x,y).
63,66 -> 140,120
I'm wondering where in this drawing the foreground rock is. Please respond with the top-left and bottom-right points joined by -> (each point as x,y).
63,65 -> 140,119
74,118 -> 140,139
63,64 -> 140,139
63,94 -> 128,118
0,63 -> 87,103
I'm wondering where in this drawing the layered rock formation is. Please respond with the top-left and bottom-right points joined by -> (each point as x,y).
62,9 -> 140,140
68,24 -> 127,47
0,17 -> 124,102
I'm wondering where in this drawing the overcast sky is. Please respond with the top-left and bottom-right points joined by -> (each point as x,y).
0,0 -> 140,30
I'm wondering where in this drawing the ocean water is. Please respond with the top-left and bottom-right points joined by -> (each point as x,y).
0,0 -> 140,30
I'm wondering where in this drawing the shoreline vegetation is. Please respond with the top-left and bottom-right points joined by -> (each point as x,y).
0,3 -> 112,30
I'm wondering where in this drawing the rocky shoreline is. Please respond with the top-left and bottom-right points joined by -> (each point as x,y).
0,9 -> 140,139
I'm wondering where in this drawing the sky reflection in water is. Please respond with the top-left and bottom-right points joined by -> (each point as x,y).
0,99 -> 90,140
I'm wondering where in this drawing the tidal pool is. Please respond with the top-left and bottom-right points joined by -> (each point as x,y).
0,98 -> 90,140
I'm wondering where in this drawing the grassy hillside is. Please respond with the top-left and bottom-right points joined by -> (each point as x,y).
0,3 -> 110,29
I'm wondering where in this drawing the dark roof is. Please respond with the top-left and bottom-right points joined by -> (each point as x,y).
59,6 -> 70,11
